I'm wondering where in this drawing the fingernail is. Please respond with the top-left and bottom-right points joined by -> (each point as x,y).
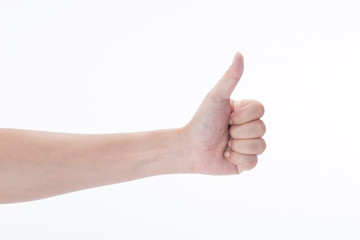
224,151 -> 230,159
229,118 -> 233,125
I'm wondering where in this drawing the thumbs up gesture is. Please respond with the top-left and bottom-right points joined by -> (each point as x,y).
182,53 -> 266,175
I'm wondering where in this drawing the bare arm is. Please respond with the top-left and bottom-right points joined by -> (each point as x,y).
0,53 -> 266,203
0,128 -> 188,203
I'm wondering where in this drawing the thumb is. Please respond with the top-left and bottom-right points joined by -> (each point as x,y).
209,52 -> 244,100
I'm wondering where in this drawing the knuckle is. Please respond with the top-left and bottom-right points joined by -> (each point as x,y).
229,153 -> 258,170
248,156 -> 258,169
257,120 -> 266,136
256,138 -> 266,154
242,156 -> 258,170
256,103 -> 265,117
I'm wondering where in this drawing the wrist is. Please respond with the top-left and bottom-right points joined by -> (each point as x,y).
176,126 -> 195,174
133,128 -> 192,176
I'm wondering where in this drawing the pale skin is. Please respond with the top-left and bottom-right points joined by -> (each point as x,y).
0,53 -> 266,204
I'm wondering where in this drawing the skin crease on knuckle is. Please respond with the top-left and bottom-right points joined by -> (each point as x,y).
230,119 -> 266,139
230,138 -> 266,155
230,102 -> 265,125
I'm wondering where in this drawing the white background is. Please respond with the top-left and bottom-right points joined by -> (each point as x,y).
1,0 -> 359,239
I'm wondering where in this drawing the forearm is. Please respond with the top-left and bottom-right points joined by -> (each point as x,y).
0,128 -> 188,203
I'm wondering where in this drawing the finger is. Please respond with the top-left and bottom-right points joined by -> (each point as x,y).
230,119 -> 266,139
231,99 -> 263,113
209,52 -> 244,100
224,150 -> 258,171
230,101 -> 265,125
229,138 -> 266,155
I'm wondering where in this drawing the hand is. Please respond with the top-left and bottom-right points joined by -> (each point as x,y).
182,53 -> 266,174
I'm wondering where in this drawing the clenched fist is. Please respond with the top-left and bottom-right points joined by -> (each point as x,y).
182,52 -> 266,174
